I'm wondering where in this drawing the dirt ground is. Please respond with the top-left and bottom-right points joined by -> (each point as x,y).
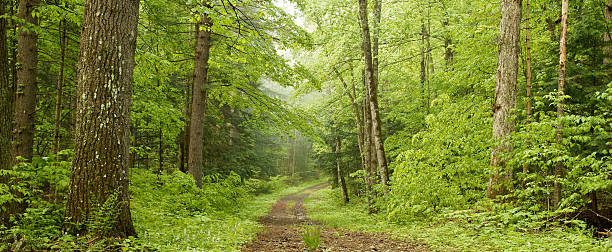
241,183 -> 428,252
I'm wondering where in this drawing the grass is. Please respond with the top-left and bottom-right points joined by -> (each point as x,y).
131,173 -> 326,251
304,188 -> 612,252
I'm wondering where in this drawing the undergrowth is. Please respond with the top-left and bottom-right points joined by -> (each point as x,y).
305,188 -> 612,251
0,152 -> 323,251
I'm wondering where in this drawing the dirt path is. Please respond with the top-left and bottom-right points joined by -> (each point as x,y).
242,183 -> 427,252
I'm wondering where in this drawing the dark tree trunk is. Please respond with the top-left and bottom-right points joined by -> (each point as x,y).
487,0 -> 521,199
420,20 -> 426,111
357,0 -> 389,193
12,0 -> 38,163
554,0 -> 569,209
0,0 -> 15,227
53,19 -> 67,154
524,0 -> 532,177
336,137 -> 349,204
188,14 -> 212,188
65,0 -> 140,237
604,0 -> 611,68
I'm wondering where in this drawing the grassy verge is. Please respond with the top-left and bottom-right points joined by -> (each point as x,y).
132,173 -> 325,251
305,188 -> 612,251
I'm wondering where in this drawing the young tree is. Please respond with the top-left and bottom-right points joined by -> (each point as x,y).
12,0 -> 38,163
336,136 -> 349,204
52,19 -> 67,154
605,0 -> 611,68
188,13 -> 212,188
65,0 -> 140,237
357,0 -> 389,193
554,0 -> 569,209
487,0 -> 522,199
524,0 -> 532,176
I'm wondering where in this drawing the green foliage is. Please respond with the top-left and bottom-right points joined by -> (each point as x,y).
306,188 -> 612,251
302,225 -> 322,251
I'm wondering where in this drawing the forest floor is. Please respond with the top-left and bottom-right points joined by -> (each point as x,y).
242,183 -> 427,252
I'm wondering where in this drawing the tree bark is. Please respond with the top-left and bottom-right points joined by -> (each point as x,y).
53,19 -> 67,154
357,0 -> 389,193
180,77 -> 191,173
188,14 -> 212,188
65,0 -> 139,237
336,137 -> 349,204
420,19 -> 427,111
12,0 -> 38,163
487,0 -> 522,199
554,0 -> 569,209
524,0 -> 532,177
604,0 -> 611,67
0,0 -> 15,227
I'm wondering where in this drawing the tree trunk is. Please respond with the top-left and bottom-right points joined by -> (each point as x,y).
487,0 -> 521,199
53,19 -> 67,154
12,0 -> 38,163
65,0 -> 139,237
420,19 -> 427,111
181,77 -> 191,173
292,133 -> 297,177
604,0 -> 611,67
188,14 -> 212,188
362,71 -> 376,187
357,0 -> 389,193
554,0 -> 569,209
524,0 -> 532,177
0,0 -> 15,227
336,137 -> 349,204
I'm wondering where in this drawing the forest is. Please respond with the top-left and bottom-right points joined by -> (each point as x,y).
0,0 -> 611,250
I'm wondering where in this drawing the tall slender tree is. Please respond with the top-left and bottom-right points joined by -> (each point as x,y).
12,0 -> 38,163
52,19 -> 67,154
65,0 -> 140,237
188,13 -> 212,188
357,0 -> 390,193
524,0 -> 532,177
487,0 -> 522,199
554,0 -> 569,209
0,0 -> 15,227
335,136 -> 349,204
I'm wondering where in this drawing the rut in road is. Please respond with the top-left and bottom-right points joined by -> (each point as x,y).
242,183 -> 427,252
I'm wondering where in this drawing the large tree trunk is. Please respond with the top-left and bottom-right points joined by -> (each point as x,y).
487,0 -> 521,199
65,0 -> 140,237
52,19 -> 67,154
0,0 -> 15,227
188,14 -> 212,188
336,137 -> 349,204
357,0 -> 389,193
12,0 -> 38,163
554,0 -> 569,209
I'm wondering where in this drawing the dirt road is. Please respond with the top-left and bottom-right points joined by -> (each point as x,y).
242,183 -> 427,252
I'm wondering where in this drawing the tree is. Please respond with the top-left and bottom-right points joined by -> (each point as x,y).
605,0 -> 611,68
12,0 -> 38,163
65,0 -> 140,237
357,0 -> 390,193
335,136 -> 349,204
523,0 -> 532,177
0,0 -> 14,226
554,0 -> 569,209
188,13 -> 212,188
487,0 -> 521,199
52,19 -> 67,154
